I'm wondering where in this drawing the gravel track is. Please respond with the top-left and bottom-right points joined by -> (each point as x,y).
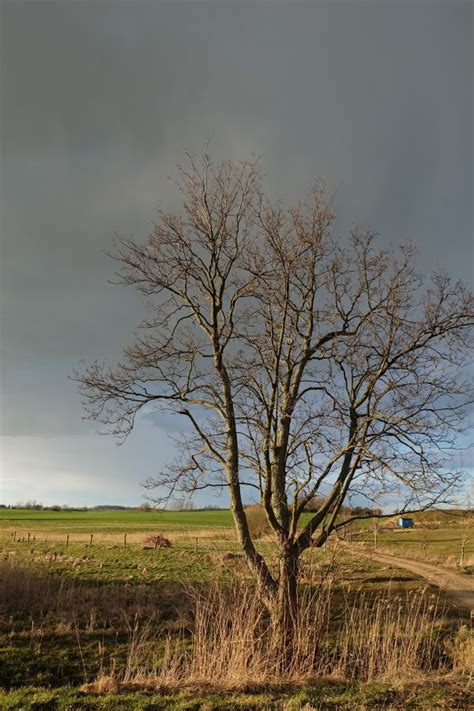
353,548 -> 474,611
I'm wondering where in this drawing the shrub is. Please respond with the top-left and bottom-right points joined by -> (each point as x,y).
244,504 -> 273,540
142,534 -> 172,549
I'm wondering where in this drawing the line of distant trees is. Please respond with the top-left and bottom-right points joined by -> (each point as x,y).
3,501 -> 114,511
304,496 -> 383,517
1,500 -> 225,512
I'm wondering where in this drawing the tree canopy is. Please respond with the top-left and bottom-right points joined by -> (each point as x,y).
77,155 -> 473,604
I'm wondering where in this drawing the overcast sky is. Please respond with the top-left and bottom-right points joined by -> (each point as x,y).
0,0 -> 472,507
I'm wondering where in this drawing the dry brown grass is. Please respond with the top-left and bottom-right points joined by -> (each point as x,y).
0,560 -> 65,613
333,587 -> 446,680
0,560 -> 187,630
446,624 -> 474,674
1,527 -> 234,548
83,580 -> 471,693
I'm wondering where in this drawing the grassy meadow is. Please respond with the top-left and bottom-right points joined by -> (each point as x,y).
0,507 -> 472,709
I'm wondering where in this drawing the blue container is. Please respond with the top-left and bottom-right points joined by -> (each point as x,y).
398,517 -> 414,528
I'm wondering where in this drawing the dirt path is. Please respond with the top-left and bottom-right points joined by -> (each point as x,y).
354,549 -> 474,611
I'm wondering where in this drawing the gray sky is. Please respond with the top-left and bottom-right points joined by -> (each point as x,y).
1,0 -> 472,506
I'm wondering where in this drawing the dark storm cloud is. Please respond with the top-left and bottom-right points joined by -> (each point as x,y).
0,0 -> 472,501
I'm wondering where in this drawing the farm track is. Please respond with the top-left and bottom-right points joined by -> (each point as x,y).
353,548 -> 474,611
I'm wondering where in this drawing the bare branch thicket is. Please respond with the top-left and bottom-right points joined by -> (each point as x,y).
76,154 -> 473,647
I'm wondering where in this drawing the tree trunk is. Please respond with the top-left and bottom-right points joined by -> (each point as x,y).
273,547 -> 299,674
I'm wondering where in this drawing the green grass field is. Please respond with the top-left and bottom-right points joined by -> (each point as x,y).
0,507 -> 234,531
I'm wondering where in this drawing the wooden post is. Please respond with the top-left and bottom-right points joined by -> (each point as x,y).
13,532 -> 16,542
28,532 -> 31,542
195,537 -> 198,553
90,534 -> 93,547
124,534 -> 127,548
66,534 -> 69,547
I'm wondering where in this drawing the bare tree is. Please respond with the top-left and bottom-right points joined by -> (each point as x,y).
76,155 -> 473,662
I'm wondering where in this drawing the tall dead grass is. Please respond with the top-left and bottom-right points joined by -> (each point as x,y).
183,582 -> 332,684
333,588 -> 445,680
85,580 -> 466,693
0,561 -> 73,614
0,560 -> 187,630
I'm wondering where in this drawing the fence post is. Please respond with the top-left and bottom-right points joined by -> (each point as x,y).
124,534 -> 127,548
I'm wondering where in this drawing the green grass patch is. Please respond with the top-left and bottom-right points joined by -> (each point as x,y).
0,678 -> 472,710
0,509 -> 234,532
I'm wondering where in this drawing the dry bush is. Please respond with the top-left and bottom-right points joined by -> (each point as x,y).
143,534 -> 172,549
84,582 -> 454,692
244,504 -> 273,540
445,554 -> 459,568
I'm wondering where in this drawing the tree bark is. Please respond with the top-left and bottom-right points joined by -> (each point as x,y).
273,545 -> 299,673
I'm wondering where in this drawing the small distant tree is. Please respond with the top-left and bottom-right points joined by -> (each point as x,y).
417,511 -> 441,558
173,499 -> 195,511
77,155 -> 473,665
